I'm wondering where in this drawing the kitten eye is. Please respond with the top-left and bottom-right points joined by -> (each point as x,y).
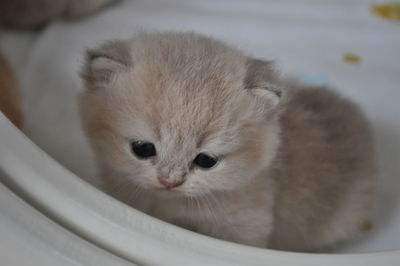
131,141 -> 156,159
193,153 -> 218,169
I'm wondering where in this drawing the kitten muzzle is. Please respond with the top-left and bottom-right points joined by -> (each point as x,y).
157,175 -> 185,190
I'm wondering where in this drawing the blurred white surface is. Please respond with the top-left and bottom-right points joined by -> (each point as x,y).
0,0 -> 399,258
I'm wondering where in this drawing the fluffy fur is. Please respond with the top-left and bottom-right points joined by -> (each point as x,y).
0,51 -> 22,128
80,32 -> 376,251
0,0 -> 118,29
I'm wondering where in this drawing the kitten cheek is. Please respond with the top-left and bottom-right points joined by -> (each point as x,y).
130,168 -> 159,189
190,167 -> 235,192
209,160 -> 259,191
233,140 -> 268,169
181,181 -> 209,197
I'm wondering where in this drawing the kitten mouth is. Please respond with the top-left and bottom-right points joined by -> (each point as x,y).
160,187 -> 182,193
153,186 -> 186,197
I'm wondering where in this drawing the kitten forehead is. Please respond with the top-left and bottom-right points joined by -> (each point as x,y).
111,33 -> 256,146
85,32 -> 282,158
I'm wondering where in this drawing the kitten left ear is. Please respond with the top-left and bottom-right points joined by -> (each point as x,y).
245,58 -> 283,110
81,40 -> 132,89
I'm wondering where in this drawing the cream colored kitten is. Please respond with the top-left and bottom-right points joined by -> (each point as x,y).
79,32 -> 376,251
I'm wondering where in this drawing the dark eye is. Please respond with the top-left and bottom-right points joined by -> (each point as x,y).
193,153 -> 218,169
131,141 -> 156,159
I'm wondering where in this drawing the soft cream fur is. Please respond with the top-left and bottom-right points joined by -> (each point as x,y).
80,32 -> 376,251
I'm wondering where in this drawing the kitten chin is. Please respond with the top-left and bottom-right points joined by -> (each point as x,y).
80,31 -> 377,251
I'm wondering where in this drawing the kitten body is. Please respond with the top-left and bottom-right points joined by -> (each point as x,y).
80,32 -> 376,251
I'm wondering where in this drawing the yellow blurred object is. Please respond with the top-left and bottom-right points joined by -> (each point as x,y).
361,220 -> 374,232
343,53 -> 361,64
372,3 -> 400,21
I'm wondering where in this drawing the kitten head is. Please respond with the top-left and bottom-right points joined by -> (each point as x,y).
80,32 -> 284,198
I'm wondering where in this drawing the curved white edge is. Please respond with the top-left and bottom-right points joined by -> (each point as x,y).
0,182 -> 136,266
1,112 -> 400,266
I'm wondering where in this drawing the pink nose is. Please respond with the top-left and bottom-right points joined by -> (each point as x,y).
158,176 -> 184,190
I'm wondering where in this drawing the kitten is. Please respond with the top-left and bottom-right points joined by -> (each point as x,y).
79,32 -> 376,251
0,51 -> 22,128
0,0 -> 118,29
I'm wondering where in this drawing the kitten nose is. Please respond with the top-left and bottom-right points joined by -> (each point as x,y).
157,175 -> 184,190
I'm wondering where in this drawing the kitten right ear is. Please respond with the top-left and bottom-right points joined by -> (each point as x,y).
245,58 -> 284,114
81,40 -> 132,89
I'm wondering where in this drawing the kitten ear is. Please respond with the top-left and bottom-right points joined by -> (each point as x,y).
245,58 -> 283,110
250,82 -> 282,109
81,40 -> 132,89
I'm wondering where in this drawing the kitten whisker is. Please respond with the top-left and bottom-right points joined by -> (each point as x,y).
107,178 -> 134,197
126,183 -> 144,206
200,193 -> 220,226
